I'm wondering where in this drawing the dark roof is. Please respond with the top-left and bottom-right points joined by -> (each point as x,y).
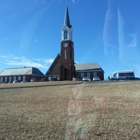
75,62 -> 104,72
64,6 -> 72,28
0,67 -> 44,76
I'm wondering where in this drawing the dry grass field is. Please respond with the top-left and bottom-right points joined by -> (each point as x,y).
0,81 -> 140,140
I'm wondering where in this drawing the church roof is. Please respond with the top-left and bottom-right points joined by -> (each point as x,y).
64,6 -> 72,28
46,54 -> 61,75
75,62 -> 104,72
0,67 -> 44,76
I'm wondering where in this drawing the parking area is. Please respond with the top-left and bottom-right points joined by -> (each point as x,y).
83,79 -> 140,84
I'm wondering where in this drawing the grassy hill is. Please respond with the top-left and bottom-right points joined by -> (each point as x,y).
0,81 -> 140,139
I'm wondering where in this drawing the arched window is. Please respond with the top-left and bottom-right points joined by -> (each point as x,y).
1,77 -> 3,82
64,30 -> 67,39
5,77 -> 7,83
65,50 -> 67,59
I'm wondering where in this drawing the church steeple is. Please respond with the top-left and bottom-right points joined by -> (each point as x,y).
62,6 -> 73,41
64,6 -> 72,28
60,6 -> 75,80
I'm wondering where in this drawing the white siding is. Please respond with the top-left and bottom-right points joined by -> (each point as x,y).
62,26 -> 73,41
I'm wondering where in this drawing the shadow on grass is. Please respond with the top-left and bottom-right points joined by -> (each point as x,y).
0,82 -> 84,90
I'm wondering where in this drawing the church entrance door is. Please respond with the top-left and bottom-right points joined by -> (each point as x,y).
64,68 -> 68,80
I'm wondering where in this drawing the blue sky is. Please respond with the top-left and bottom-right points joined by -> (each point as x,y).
0,0 -> 140,79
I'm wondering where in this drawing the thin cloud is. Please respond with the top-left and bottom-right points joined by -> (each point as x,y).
32,58 -> 54,65
44,59 -> 54,64
0,54 -> 53,69
72,0 -> 75,4
0,55 -> 8,58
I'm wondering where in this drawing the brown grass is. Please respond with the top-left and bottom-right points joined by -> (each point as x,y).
0,81 -> 140,140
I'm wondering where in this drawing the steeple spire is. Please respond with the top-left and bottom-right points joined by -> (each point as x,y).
64,6 -> 71,28
62,6 -> 73,41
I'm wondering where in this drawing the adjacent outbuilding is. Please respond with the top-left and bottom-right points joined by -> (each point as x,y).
0,67 -> 44,83
75,62 -> 104,80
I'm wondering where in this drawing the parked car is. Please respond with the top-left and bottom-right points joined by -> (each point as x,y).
93,76 -> 100,81
13,80 -> 18,83
21,80 -> 27,83
82,77 -> 91,81
73,77 -> 81,81
73,77 -> 76,81
31,78 -> 36,82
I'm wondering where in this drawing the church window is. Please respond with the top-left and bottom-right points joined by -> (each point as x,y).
18,76 -> 21,81
65,50 -> 67,59
5,77 -> 7,83
0,77 -> 3,82
23,76 -> 26,81
81,73 -> 84,79
87,73 -> 90,78
64,30 -> 67,39
93,72 -> 97,76
56,66 -> 60,71
9,77 -> 12,83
